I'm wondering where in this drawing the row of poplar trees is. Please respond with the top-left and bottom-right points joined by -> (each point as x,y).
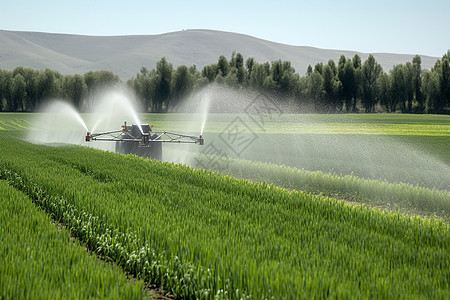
1,51 -> 449,113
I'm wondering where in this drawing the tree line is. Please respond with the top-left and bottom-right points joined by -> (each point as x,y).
0,69 -> 120,112
1,51 -> 449,113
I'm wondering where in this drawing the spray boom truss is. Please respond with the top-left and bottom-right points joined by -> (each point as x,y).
85,122 -> 204,160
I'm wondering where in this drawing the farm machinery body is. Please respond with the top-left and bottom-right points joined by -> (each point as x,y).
85,122 -> 204,160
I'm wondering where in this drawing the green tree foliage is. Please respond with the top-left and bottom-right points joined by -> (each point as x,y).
352,54 -> 362,69
171,65 -> 193,109
422,69 -> 440,112
328,59 -> 337,77
12,67 -> 38,111
245,57 -> 255,81
188,65 -> 202,87
217,55 -> 230,77
309,70 -> 324,111
229,52 -> 246,84
37,69 -> 61,103
82,70 -> 119,110
361,55 -> 382,112
249,62 -> 269,89
201,64 -> 218,82
131,67 -> 155,112
377,72 -> 393,112
12,74 -> 27,111
84,70 -> 119,90
271,60 -> 296,96
314,62 -> 323,75
391,64 -> 406,112
322,64 -> 338,110
439,51 -> 450,112
412,55 -> 424,112
0,71 -> 6,110
153,57 -> 173,112
338,57 -> 356,111
2,51 -> 450,114
62,74 -> 86,110
404,62 -> 414,112
352,55 -> 363,111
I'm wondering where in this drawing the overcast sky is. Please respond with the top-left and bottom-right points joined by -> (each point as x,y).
1,0 -> 449,57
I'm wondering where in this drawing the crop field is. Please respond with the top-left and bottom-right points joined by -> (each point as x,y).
138,114 -> 450,176
149,113 -> 450,191
1,112 -> 449,298
0,180 -> 148,299
144,113 -> 450,136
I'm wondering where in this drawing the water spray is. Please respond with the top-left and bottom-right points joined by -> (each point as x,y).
200,93 -> 211,136
27,88 -> 205,160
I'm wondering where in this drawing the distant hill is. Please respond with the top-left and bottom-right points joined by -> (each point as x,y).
0,29 -> 439,80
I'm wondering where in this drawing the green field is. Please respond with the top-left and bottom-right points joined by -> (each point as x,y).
1,112 -> 449,298
145,113 -> 450,136
143,113 -> 450,190
0,179 -> 147,299
4,112 -> 449,136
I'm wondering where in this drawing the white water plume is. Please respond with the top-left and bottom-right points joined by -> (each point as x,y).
200,94 -> 210,136
26,89 -> 144,152
26,100 -> 89,145
163,83 -> 298,166
89,89 -> 143,135
162,85 -> 218,165
164,84 -> 450,191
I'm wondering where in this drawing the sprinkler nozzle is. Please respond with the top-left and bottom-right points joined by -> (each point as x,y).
198,135 -> 204,145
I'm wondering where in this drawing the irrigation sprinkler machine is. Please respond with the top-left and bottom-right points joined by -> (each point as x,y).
85,122 -> 204,160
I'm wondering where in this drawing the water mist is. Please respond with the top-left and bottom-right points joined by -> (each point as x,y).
27,100 -> 89,145
26,88 -> 144,153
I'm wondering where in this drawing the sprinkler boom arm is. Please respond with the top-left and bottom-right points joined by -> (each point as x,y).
85,128 -> 204,145
151,131 -> 204,144
85,121 -> 203,160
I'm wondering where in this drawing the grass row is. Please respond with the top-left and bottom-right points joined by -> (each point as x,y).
1,112 -> 449,136
180,150 -> 450,221
0,180 -> 147,299
1,135 -> 449,299
141,113 -> 450,135
187,132 -> 450,190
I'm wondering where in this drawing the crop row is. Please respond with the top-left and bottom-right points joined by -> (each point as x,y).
140,113 -> 450,136
1,136 -> 449,299
0,179 -> 146,299
182,150 -> 450,221
0,167 -> 223,299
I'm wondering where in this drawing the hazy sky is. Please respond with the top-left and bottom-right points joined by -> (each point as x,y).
1,0 -> 449,57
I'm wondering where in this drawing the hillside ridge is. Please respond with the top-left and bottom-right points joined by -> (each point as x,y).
0,29 -> 439,79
